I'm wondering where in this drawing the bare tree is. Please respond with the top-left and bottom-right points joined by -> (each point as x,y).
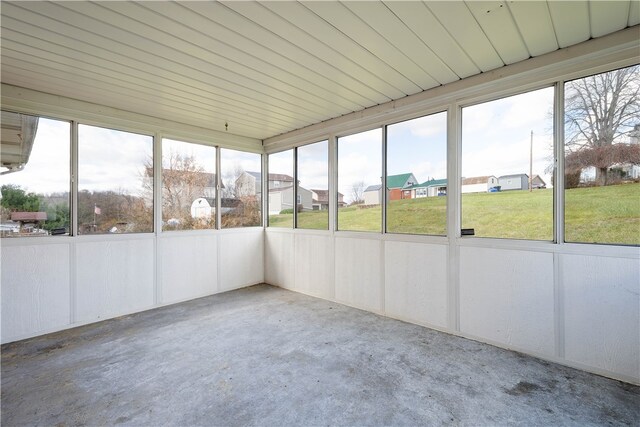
350,180 -> 366,205
565,65 -> 640,185
143,151 -> 213,228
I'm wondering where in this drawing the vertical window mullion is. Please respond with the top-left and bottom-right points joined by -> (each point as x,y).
293,147 -> 298,229
554,81 -> 565,245
71,120 -> 79,236
216,146 -> 222,230
382,125 -> 387,234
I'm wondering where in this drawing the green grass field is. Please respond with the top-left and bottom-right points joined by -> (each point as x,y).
268,183 -> 639,245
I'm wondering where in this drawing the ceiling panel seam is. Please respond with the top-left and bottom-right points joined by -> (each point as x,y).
272,1 -> 417,96
418,2 -> 484,75
133,1 -> 374,111
219,0 -> 393,104
261,2 -> 402,100
342,1 -> 452,85
300,1 -> 427,92
179,1 -> 376,108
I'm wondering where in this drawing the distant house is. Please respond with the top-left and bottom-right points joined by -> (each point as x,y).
268,173 -> 295,189
531,175 -> 547,189
387,173 -> 418,200
10,211 -> 47,233
407,178 -> 447,198
236,172 -> 295,197
235,171 -> 262,197
499,174 -> 529,191
311,189 -> 345,210
268,185 -> 312,214
363,184 -> 382,205
461,176 -> 499,193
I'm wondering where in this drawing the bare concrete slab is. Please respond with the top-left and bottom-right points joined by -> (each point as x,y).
2,284 -> 638,426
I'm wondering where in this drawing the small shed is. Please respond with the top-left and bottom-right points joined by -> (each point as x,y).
499,174 -> 529,191
363,184 -> 382,205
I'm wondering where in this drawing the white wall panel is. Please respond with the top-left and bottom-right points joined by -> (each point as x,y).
335,237 -> 382,312
294,233 -> 334,300
160,234 -> 217,304
384,241 -> 448,328
1,244 -> 71,342
562,254 -> 640,381
218,230 -> 264,291
459,247 -> 555,357
75,239 -> 155,323
264,231 -> 295,289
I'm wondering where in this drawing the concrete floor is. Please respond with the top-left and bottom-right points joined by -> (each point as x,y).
2,285 -> 638,426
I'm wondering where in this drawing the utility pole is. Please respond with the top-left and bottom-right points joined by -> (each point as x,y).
529,130 -> 533,192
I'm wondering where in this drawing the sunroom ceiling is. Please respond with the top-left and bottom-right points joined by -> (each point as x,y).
1,1 -> 638,141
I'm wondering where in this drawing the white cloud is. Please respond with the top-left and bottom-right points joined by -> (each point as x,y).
390,111 -> 447,138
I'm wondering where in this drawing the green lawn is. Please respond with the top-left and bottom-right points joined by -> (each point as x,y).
268,183 -> 639,245
565,183 -> 640,245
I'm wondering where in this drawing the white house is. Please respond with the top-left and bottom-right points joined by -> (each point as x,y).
311,189 -> 345,210
268,185 -> 312,214
235,171 -> 262,197
408,179 -> 447,198
461,176 -> 499,193
236,172 -> 296,197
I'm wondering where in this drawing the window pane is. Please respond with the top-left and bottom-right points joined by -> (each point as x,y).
268,150 -> 294,228
0,112 -> 70,237
337,129 -> 382,232
461,87 -> 554,240
387,112 -> 447,235
161,139 -> 216,231
298,140 -> 329,230
220,148 -> 262,228
564,65 -> 640,245
78,124 -> 153,234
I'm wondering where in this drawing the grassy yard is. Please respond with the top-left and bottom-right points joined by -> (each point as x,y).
565,183 -> 640,245
268,183 -> 639,245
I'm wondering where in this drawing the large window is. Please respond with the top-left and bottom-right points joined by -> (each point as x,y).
161,139 -> 216,231
564,65 -> 640,245
461,87 -> 555,240
337,129 -> 382,232
78,124 -> 153,234
267,149 -> 294,228
386,112 -> 447,235
220,148 -> 261,228
297,140 -> 329,230
0,112 -> 70,237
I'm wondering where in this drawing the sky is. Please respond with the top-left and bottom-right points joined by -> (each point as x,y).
219,147 -> 261,186
163,138 -> 216,174
0,117 -> 70,195
2,87 -> 554,203
387,111 -> 447,182
77,124 -> 152,195
462,86 -> 554,186
338,128 -> 382,203
268,140 -> 329,192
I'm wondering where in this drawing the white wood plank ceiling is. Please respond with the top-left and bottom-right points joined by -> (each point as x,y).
1,1 -> 638,141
